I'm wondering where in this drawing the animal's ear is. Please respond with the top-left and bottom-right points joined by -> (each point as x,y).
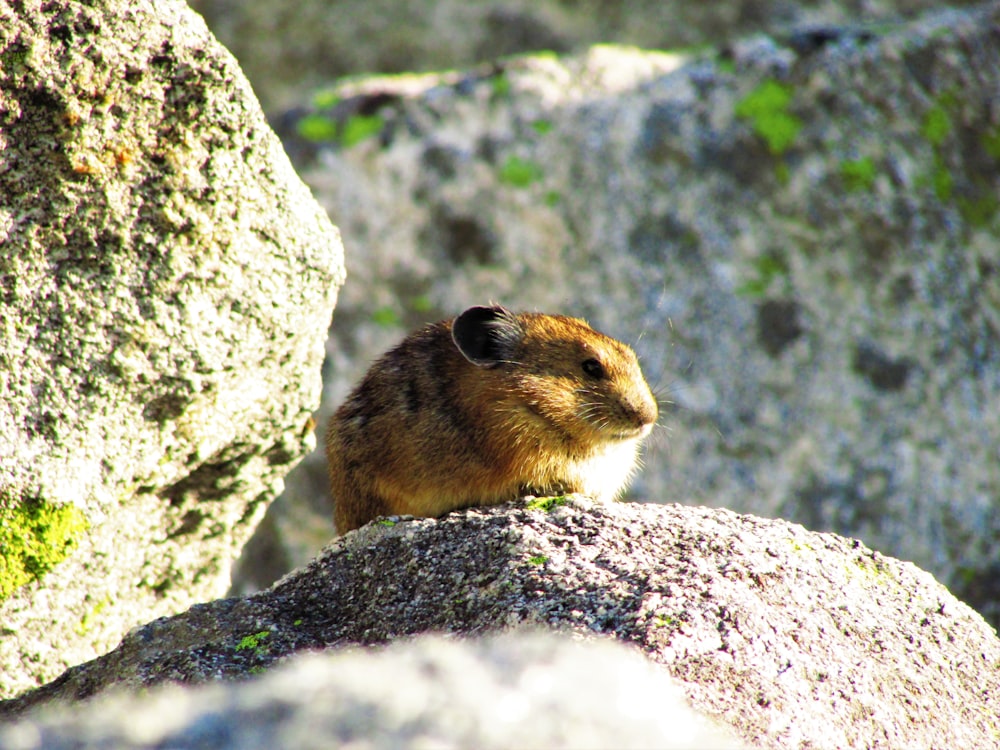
452,305 -> 524,366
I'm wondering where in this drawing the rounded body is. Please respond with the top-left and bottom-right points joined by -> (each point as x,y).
326,306 -> 658,534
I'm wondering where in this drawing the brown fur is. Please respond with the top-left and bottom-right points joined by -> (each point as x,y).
326,305 -> 658,534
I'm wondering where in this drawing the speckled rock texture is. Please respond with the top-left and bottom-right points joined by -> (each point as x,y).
0,0 -> 344,699
4,498 -> 999,749
187,0 -> 984,112
242,3 -> 1000,631
0,632 -> 745,750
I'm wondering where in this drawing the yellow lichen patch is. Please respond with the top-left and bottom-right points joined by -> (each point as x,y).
0,497 -> 89,600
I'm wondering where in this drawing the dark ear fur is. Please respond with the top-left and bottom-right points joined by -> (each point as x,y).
451,305 -> 524,366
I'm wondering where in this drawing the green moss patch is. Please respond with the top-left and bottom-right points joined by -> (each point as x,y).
491,72 -> 511,98
295,112 -> 383,147
921,105 -> 952,147
0,498 -> 89,601
931,160 -> 954,201
312,90 -> 341,110
341,114 -> 384,148
296,113 -> 339,142
530,118 -> 553,135
236,630 -> 271,654
958,192 -> 998,227
983,128 -> 1000,160
410,295 -> 433,313
76,595 -> 112,635
371,306 -> 401,328
735,252 -> 790,298
735,80 -> 803,155
524,495 -> 569,512
499,156 -> 544,188
840,157 -> 877,192
653,613 -> 680,628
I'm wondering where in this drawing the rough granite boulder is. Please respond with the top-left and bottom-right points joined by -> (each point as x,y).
0,0 -> 344,699
246,3 -> 1000,630
3,497 -> 998,748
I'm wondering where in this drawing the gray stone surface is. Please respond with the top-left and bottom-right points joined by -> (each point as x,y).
188,0 -> 984,112
245,3 -> 1000,630
4,497 -> 999,748
0,632 -> 745,750
0,0 -> 344,699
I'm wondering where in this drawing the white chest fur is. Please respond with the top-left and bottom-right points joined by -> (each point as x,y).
565,437 -> 642,502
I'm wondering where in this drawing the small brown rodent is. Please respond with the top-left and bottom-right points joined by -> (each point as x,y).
326,305 -> 658,534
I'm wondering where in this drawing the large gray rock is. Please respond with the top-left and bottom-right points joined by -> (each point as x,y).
0,0 -> 344,699
188,0 -> 984,112
3,497 -> 998,748
248,3 -> 1000,629
0,632 -> 744,750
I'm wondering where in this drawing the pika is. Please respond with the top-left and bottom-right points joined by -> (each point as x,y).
326,305 -> 658,534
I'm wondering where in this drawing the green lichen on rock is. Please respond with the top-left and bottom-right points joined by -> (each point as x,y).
958,193 -> 998,227
295,112 -> 382,147
524,495 -> 569,512
311,89 -> 341,110
736,252 -> 790,298
76,595 -> 113,636
340,114 -> 383,148
921,103 -> 952,146
371,305 -> 402,328
983,127 -> 1000,160
490,71 -> 511,99
236,630 -> 271,655
0,497 -> 89,601
849,555 -> 895,587
296,113 -> 339,142
919,93 -> 959,201
531,118 -> 553,135
653,613 -> 680,628
931,161 -> 954,201
839,157 -> 877,192
735,79 -> 803,155
499,156 -> 544,188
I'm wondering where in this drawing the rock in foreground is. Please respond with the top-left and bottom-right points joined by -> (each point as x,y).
3,497 -> 998,748
0,632 -> 744,750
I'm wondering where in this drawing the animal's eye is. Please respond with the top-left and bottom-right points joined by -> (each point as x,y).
582,358 -> 605,379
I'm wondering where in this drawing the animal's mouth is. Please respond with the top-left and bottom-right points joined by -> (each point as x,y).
610,422 -> 654,441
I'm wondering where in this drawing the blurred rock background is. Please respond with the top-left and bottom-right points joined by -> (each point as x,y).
187,0 -> 982,113
186,0 -> 1000,632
